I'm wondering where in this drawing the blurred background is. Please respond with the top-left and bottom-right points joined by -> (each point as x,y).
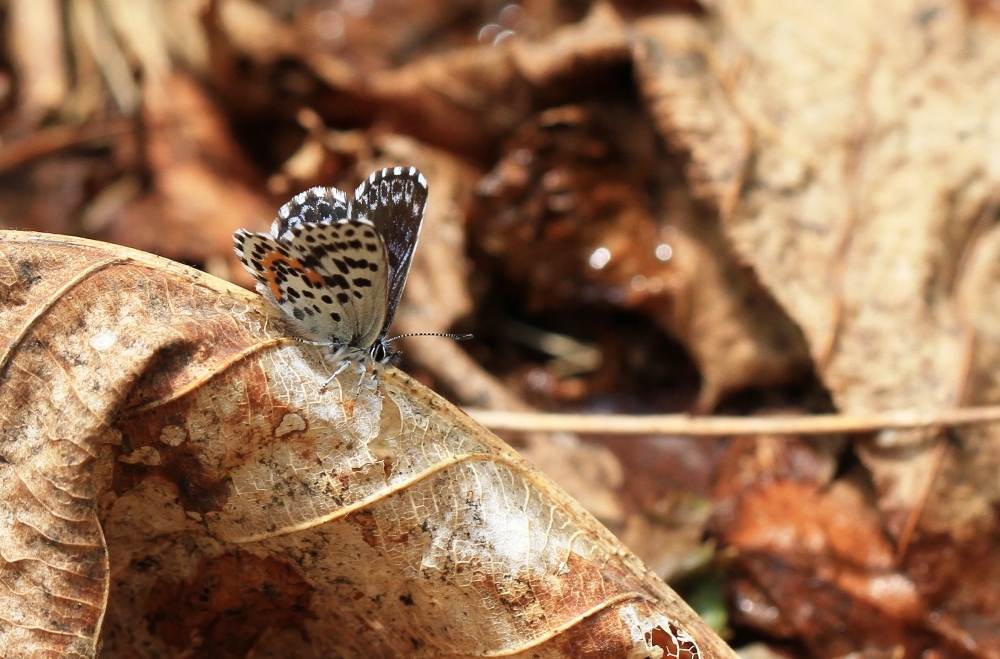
3,0 -> 1000,656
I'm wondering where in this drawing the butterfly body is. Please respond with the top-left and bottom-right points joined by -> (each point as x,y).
233,167 -> 429,386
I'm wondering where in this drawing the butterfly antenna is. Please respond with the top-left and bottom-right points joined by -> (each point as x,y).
387,332 -> 473,342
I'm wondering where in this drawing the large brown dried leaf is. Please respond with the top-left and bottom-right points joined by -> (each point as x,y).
633,0 -> 1000,652
303,2 -> 631,157
0,231 -> 734,658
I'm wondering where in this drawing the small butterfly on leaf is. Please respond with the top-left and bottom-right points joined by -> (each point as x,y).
233,166 -> 469,391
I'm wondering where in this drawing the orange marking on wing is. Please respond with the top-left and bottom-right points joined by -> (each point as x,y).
260,252 -> 324,301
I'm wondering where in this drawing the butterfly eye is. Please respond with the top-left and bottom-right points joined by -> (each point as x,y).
370,341 -> 389,363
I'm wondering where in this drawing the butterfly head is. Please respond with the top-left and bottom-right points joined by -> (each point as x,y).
369,337 -> 400,367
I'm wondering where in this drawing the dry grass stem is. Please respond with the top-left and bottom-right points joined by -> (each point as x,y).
465,405 -> 1000,436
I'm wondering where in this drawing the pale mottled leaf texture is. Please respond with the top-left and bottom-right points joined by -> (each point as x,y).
0,231 -> 732,658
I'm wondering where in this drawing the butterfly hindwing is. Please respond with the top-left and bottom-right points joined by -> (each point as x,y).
353,166 -> 428,333
289,220 -> 389,349
234,228 -> 331,343
234,221 -> 390,347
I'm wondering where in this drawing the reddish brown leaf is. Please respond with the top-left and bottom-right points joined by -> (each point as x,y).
107,72 -> 273,265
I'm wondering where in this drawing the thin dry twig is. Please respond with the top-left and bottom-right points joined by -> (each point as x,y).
464,405 -> 1000,436
0,118 -> 132,174
895,434 -> 948,561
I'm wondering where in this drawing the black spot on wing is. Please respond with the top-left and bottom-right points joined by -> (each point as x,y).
324,274 -> 350,289
341,256 -> 370,271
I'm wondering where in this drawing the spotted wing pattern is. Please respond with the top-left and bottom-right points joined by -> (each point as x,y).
233,167 -> 428,359
272,186 -> 349,238
353,166 -> 428,334
233,216 -> 389,347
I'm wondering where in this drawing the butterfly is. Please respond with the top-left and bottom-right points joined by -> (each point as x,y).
233,166 -> 468,391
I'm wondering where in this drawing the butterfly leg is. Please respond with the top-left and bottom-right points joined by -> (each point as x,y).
319,358 -> 352,393
291,337 -> 329,347
353,360 -> 368,398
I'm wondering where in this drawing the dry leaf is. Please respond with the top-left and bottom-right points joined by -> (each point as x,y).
717,481 -> 937,656
471,102 -> 811,410
304,3 -> 632,158
107,72 -> 273,265
8,0 -> 68,120
633,0 -> 1000,652
0,231 -> 734,658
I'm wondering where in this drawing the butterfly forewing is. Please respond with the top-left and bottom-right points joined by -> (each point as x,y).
353,167 -> 428,333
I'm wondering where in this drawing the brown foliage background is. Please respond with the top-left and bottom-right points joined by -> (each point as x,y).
1,0 -> 1000,657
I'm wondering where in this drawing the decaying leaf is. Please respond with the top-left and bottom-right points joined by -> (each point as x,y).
0,231 -> 734,658
108,72 -> 273,265
470,100 -> 811,411
633,0 -> 1000,651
